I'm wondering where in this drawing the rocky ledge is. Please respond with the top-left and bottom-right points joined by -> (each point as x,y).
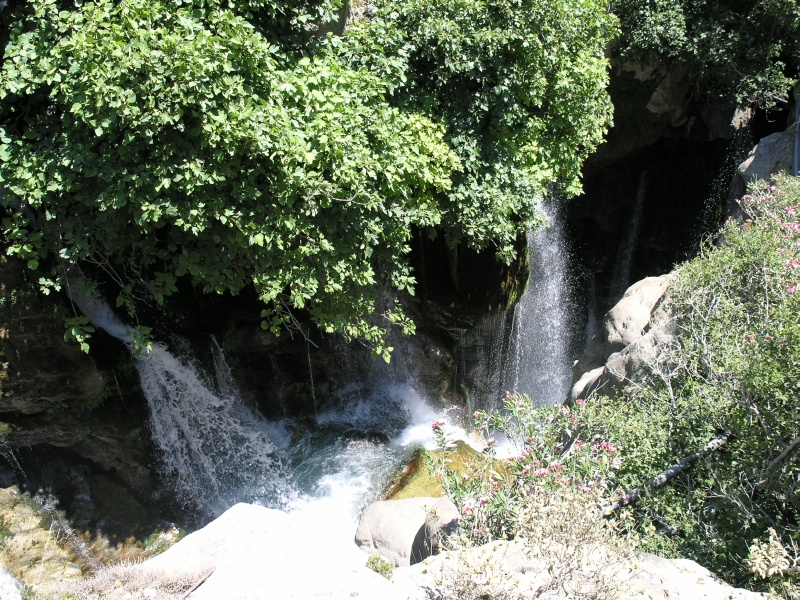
18,502 -> 761,600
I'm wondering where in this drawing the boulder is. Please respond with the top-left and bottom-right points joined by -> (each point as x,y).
399,542 -> 765,600
68,503 -> 765,600
355,496 -> 460,567
570,274 -> 675,402
0,567 -> 22,600
627,554 -> 765,599
738,125 -> 794,183
133,503 -> 417,600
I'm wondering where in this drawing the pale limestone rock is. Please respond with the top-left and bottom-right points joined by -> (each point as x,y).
570,275 -> 674,402
0,567 -> 22,600
354,496 -> 459,567
136,503 -> 418,600
399,542 -> 764,600
624,554 -> 765,599
738,126 -> 794,183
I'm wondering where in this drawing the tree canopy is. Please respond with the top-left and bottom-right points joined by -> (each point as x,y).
0,0 -> 617,354
611,0 -> 800,108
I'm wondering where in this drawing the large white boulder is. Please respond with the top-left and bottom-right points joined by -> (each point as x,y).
354,496 -> 460,567
738,125 -> 794,183
136,503 -> 416,600
570,274 -> 675,402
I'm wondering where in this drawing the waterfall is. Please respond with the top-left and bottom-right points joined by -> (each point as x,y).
137,344 -> 298,519
499,202 -> 575,406
611,172 -> 646,301
70,291 -> 298,522
70,290 -> 465,534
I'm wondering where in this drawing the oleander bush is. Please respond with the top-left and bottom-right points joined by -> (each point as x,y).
433,175 -> 800,596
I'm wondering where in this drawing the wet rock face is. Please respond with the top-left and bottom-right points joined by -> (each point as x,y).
0,259 -> 106,416
0,257 -> 165,546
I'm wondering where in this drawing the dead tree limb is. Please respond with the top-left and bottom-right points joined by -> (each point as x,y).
768,436 -> 800,470
600,431 -> 731,516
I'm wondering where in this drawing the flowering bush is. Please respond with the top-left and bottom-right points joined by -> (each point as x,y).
431,391 -> 623,545
429,394 -> 636,599
584,174 -> 800,593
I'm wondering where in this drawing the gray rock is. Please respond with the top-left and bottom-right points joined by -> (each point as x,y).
399,542 -> 764,600
624,554 -> 765,599
355,496 -> 460,567
136,503 -> 416,600
738,126 -> 794,183
92,503 -> 763,600
570,275 -> 675,402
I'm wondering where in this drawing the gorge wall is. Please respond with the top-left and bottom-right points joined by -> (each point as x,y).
0,51 -> 795,559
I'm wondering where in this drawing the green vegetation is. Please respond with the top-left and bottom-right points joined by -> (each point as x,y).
365,554 -> 394,580
434,175 -> 800,595
611,0 -> 800,107
0,0 -> 615,357
588,175 -> 800,594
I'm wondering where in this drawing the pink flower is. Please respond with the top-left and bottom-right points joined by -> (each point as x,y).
576,398 -> 586,406
596,441 -> 618,453
787,259 -> 800,269
742,194 -> 753,201
431,420 -> 445,432
578,484 -> 592,493
487,437 -> 497,446
473,411 -> 481,419
462,505 -> 474,517
788,283 -> 798,295
535,467 -> 548,477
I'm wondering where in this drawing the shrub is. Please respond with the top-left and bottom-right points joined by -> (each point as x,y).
365,554 -> 394,580
583,175 -> 800,593
429,396 -> 636,598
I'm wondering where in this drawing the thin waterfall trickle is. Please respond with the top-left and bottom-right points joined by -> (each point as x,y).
611,171 -> 646,301
500,201 -> 575,406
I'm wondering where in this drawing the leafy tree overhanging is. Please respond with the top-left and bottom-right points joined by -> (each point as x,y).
0,0 -> 617,355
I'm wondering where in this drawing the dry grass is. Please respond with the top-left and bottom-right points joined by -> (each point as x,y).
431,491 -> 637,599
68,562 -> 214,600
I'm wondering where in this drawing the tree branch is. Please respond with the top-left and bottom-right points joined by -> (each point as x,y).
601,431 -> 731,516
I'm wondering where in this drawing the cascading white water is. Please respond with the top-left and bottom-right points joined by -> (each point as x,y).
70,291 -> 298,520
70,290 -> 461,534
137,344 -> 298,518
500,202 -> 574,406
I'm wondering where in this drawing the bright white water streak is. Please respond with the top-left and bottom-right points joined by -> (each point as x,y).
501,202 -> 574,406
70,289 -> 473,534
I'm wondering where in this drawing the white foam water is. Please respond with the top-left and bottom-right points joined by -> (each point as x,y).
71,287 -> 461,532
501,202 -> 574,406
